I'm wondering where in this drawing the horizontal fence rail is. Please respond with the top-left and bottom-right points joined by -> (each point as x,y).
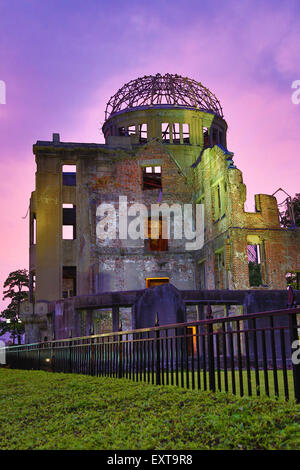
2,307 -> 300,402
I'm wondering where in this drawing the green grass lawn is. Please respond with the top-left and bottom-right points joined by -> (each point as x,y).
0,368 -> 300,450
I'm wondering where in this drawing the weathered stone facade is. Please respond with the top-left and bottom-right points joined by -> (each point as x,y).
21,74 -> 300,342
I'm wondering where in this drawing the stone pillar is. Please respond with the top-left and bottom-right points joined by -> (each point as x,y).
112,305 -> 120,332
134,283 -> 186,329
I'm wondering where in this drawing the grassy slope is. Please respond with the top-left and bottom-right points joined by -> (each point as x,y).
0,369 -> 300,450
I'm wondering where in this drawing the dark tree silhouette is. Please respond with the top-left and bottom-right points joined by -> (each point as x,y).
0,269 -> 29,344
281,193 -> 300,227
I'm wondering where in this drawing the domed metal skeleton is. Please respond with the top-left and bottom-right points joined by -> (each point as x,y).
105,73 -> 224,121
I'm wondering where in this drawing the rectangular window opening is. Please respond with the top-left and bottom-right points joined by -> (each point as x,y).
62,204 -> 76,239
92,309 -> 113,335
31,213 -> 36,245
286,272 -> 300,289
142,166 -> 162,190
147,216 -> 168,252
247,245 -> 262,287
62,164 -> 76,186
146,277 -> 169,288
203,127 -> 209,148
172,123 -> 180,144
161,123 -> 170,143
213,184 -> 222,221
29,271 -> 36,303
139,123 -> 147,143
62,266 -> 76,298
127,125 -> 136,135
62,225 -> 74,240
182,123 -> 190,144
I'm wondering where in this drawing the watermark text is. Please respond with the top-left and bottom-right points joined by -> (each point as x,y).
0,80 -> 6,104
291,80 -> 300,105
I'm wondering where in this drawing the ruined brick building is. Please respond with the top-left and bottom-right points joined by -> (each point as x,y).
22,74 -> 300,342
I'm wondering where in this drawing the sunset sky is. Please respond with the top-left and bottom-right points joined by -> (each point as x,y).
0,0 -> 299,311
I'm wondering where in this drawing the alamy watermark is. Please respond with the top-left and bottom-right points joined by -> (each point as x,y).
291,80 -> 300,105
291,339 -> 300,365
96,196 -> 204,251
0,80 -> 6,104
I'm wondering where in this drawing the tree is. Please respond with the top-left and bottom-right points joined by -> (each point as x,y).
0,269 -> 29,345
281,193 -> 300,227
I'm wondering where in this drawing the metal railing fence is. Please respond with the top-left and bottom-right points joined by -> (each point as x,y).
2,307 -> 300,402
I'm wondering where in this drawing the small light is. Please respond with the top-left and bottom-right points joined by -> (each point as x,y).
45,358 -> 51,363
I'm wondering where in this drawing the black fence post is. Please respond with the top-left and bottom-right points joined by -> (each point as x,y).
155,313 -> 161,385
118,323 -> 123,379
51,335 -> 55,373
38,343 -> 41,371
88,327 -> 94,376
207,304 -> 215,392
288,287 -> 300,403
69,330 -> 73,374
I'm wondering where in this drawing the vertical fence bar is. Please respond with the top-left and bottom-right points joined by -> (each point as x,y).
280,328 -> 289,401
185,328 -> 189,389
180,331 -> 184,388
175,327 -> 179,387
69,330 -> 73,374
228,322 -> 236,395
118,329 -> 123,379
269,316 -> 279,398
166,329 -> 169,386
129,335 -> 132,381
135,333 -> 139,382
151,333 -> 155,385
216,331 -> 221,392
147,332 -> 150,383
222,322 -> 228,393
139,332 -> 143,382
38,345 -> 41,371
155,315 -> 161,386
252,318 -> 260,396
170,332 -> 174,386
191,327 -> 195,390
196,325 -> 201,390
236,320 -> 244,397
244,329 -> 252,396
261,329 -> 269,397
161,330 -> 165,386
125,334 -> 129,379
104,338 -> 107,377
207,305 -> 215,392
51,340 -> 55,373
202,331 -> 207,391
143,332 -> 146,383
132,335 -> 136,381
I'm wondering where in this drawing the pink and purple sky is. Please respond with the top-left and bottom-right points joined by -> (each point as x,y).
0,0 -> 299,311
